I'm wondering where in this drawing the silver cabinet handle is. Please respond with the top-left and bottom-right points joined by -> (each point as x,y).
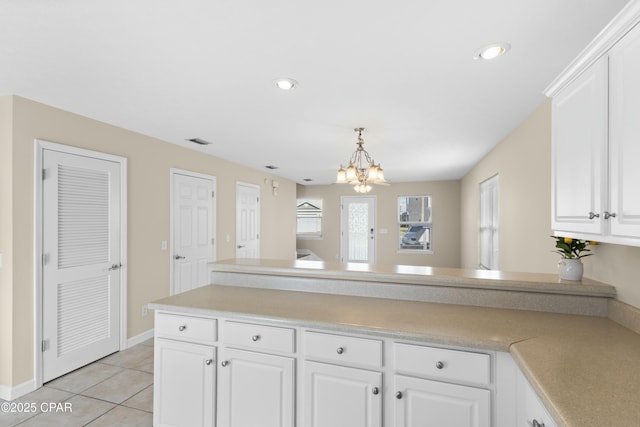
108,263 -> 122,271
205,359 -> 213,366
604,211 -> 617,219
588,211 -> 600,220
221,360 -> 229,367
178,325 -> 186,332
532,420 -> 545,427
252,335 -> 261,342
237,245 -> 245,249
174,254 -> 186,260
395,391 -> 403,399
372,387 -> 379,395
436,361 -> 444,370
336,347 -> 345,355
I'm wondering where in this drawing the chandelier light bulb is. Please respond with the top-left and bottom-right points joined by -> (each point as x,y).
336,166 -> 347,183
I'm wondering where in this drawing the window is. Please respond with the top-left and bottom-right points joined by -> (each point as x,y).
479,175 -> 499,269
296,198 -> 323,239
398,196 -> 432,252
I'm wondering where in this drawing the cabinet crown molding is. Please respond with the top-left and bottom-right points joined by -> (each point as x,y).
544,0 -> 640,97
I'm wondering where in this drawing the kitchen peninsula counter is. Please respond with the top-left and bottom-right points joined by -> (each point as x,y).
151,282 -> 640,427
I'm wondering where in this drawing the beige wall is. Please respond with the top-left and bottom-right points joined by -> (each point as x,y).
0,96 -> 14,389
1,95 -> 296,388
461,99 -> 640,309
297,180 -> 461,267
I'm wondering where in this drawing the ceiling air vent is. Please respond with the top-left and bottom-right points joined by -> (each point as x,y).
187,138 -> 213,145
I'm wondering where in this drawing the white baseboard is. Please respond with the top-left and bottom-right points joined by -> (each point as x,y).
126,328 -> 154,349
0,378 -> 37,401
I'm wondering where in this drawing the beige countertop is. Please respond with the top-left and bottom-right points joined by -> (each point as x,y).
210,258 -> 616,297
150,284 -> 640,427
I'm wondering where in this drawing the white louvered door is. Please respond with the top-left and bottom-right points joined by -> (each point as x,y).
42,149 -> 122,382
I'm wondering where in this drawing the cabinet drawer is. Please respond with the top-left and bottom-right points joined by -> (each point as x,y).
303,331 -> 382,369
394,343 -> 490,385
155,313 -> 217,344
223,321 -> 295,354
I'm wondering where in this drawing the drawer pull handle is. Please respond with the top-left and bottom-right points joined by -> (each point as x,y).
372,387 -> 379,395
336,347 -> 345,355
532,420 -> 545,427
205,359 -> 213,366
604,211 -> 617,220
221,360 -> 229,367
252,335 -> 261,342
436,361 -> 445,370
178,325 -> 187,332
588,211 -> 600,220
395,391 -> 403,400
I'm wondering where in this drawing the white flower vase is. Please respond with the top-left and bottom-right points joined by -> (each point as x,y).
558,258 -> 584,281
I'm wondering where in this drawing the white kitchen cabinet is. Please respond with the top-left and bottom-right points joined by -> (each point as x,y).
516,369 -> 557,427
608,22 -> 640,240
217,320 -> 296,427
394,374 -> 490,427
551,21 -> 640,245
303,360 -> 382,427
153,338 -> 216,427
551,55 -> 608,236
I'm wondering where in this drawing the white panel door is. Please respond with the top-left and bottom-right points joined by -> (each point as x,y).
172,172 -> 215,295
218,348 -> 294,427
394,375 -> 490,427
42,149 -> 122,382
341,196 -> 376,263
303,360 -> 382,427
153,338 -> 216,427
551,55 -> 608,235
609,22 -> 640,239
236,183 -> 260,259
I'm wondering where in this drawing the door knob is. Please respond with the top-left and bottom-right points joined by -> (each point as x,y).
174,254 -> 186,260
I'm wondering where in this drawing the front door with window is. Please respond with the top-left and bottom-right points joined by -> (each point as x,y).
340,196 -> 376,263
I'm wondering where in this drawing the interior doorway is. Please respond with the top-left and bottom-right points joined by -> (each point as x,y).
236,182 -> 261,259
170,169 -> 216,295
36,140 -> 127,384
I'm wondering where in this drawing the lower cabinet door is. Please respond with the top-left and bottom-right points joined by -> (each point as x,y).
303,360 -> 382,427
394,375 -> 490,427
516,370 -> 558,427
217,348 -> 295,427
153,338 -> 216,427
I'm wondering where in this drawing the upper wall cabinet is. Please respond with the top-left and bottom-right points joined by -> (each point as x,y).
547,2 -> 640,246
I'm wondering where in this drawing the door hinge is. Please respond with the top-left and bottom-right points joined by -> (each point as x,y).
42,253 -> 47,265
212,191 -> 215,198
257,196 -> 260,202
211,237 -> 215,245
42,169 -> 47,180
41,340 -> 49,352
257,233 -> 260,239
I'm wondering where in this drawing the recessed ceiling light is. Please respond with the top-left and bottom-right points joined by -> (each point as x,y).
474,43 -> 511,60
275,78 -> 298,90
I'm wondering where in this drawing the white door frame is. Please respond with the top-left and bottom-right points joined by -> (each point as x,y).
34,139 -> 128,388
340,196 -> 377,263
236,182 -> 261,258
169,168 -> 217,295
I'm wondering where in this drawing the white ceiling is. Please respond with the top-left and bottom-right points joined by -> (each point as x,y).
0,0 -> 629,185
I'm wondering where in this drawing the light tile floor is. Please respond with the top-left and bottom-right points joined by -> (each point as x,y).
0,339 -> 154,427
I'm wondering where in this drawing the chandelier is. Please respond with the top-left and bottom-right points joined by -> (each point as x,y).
336,128 -> 387,193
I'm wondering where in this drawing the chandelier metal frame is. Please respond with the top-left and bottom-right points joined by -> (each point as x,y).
336,128 -> 387,193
